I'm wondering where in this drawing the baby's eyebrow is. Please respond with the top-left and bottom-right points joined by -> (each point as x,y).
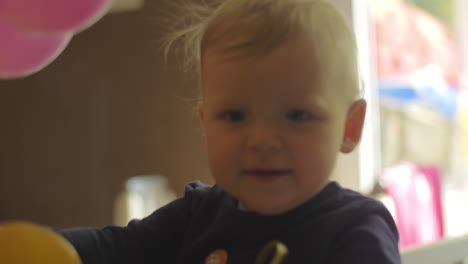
303,96 -> 329,110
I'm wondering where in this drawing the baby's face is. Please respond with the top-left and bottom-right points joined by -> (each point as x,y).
199,35 -> 353,215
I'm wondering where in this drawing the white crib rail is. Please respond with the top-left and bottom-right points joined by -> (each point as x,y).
401,235 -> 468,264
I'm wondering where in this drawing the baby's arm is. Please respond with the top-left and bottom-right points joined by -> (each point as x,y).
327,213 -> 401,264
60,197 -> 190,264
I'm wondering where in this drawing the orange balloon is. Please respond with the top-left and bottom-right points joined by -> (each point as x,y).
0,221 -> 81,264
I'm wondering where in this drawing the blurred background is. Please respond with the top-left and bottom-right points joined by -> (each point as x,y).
1,0 -> 467,253
0,0 -> 211,228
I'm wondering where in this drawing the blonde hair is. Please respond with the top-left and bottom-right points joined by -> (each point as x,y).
163,0 -> 361,102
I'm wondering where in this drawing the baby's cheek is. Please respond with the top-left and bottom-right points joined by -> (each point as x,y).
207,143 -> 238,177
295,143 -> 337,175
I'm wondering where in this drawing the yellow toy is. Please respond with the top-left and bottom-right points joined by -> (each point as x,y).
0,221 -> 81,264
255,241 -> 288,264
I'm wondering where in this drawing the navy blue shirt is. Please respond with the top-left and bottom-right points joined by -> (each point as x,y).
61,181 -> 401,264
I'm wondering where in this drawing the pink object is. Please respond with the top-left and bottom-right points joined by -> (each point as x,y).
382,162 -> 444,249
370,1 -> 459,87
0,0 -> 111,33
0,19 -> 71,78
0,0 -> 112,79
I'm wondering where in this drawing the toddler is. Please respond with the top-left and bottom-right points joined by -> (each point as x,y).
61,0 -> 401,263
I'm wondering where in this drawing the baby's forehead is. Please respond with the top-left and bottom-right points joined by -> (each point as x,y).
202,36 -> 357,107
204,40 -> 348,96
202,31 -> 320,69
203,33 -> 334,81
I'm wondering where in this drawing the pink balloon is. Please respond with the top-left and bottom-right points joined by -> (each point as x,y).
0,0 -> 112,33
0,18 -> 72,79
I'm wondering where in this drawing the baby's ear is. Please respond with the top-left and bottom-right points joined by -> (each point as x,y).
340,99 -> 366,153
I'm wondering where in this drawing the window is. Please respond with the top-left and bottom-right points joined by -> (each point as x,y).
331,0 -> 468,250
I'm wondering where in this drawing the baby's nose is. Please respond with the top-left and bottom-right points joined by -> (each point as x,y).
246,123 -> 283,151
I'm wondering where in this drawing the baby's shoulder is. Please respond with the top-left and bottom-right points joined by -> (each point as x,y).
326,183 -> 398,235
311,182 -> 396,233
183,181 -> 226,212
329,182 -> 390,215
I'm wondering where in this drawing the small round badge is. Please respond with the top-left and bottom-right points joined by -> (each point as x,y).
205,249 -> 228,264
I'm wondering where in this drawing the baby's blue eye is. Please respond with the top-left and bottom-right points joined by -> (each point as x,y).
287,110 -> 311,121
220,111 -> 245,122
